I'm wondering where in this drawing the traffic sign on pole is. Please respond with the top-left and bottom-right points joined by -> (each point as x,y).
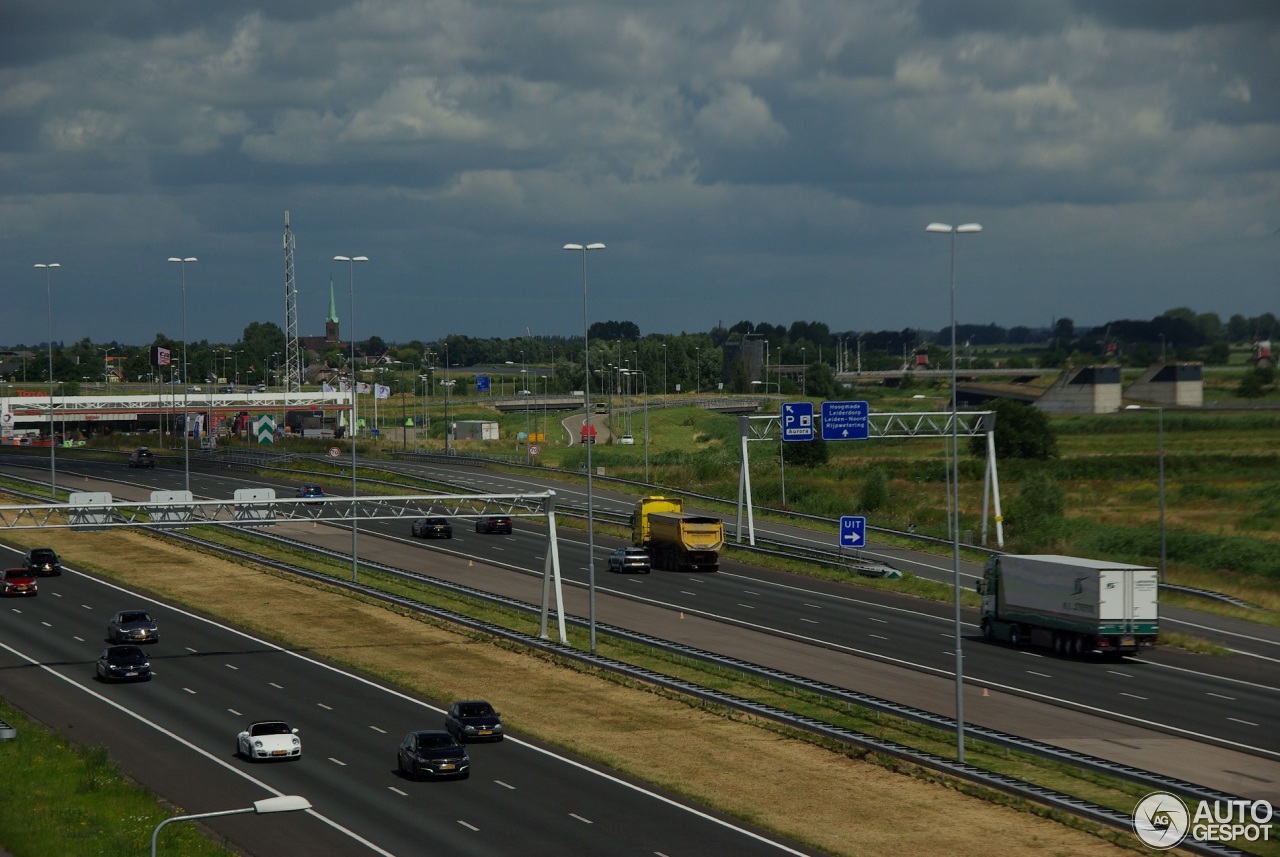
821,401 -> 870,441
782,401 -> 814,442
839,515 -> 867,547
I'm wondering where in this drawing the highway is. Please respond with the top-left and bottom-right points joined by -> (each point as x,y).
0,559 -> 812,856
2,451 -> 1279,804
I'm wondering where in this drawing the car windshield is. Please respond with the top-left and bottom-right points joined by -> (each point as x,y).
110,646 -> 144,658
3,570 -> 30,580
118,612 -> 151,623
417,733 -> 457,749
251,722 -> 291,736
458,703 -> 494,718
31,549 -> 57,560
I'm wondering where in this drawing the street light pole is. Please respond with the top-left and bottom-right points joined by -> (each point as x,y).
564,242 -> 605,654
334,254 -> 368,584
167,257 -> 197,494
35,263 -> 60,499
926,220 -> 982,765
151,795 -> 310,857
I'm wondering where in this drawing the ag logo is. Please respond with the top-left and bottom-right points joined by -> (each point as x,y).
1133,791 -> 1189,849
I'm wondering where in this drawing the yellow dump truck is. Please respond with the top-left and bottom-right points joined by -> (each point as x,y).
631,495 -> 724,572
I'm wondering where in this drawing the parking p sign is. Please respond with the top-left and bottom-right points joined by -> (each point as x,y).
782,401 -> 814,442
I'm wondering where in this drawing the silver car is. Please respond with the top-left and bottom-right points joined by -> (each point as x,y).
108,610 -> 160,644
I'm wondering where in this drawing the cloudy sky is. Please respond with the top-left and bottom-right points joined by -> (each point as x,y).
2,1 -> 1277,348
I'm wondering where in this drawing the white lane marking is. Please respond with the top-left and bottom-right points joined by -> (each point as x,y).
73,636 -> 84,642
82,604 -> 93,610
1129,657 -> 1280,694
457,821 -> 479,831
869,634 -> 886,640
736,603 -> 755,610
389,787 -> 408,796
329,757 -> 347,766
1207,692 -> 1236,701
0,640 -> 394,856
185,647 -> 197,653
370,725 -> 387,734
569,813 -> 593,824
742,590 -> 759,596
228,708 -> 242,716
51,592 -> 62,598
1026,671 -> 1052,678
225,664 -> 239,670
803,603 -> 822,609
269,682 -> 283,689
1120,692 -> 1148,701
495,780 -> 515,790
1229,717 -> 1259,727
318,702 -> 333,710
1107,670 -> 1132,678
1163,616 -> 1280,648
868,617 -> 886,623
680,591 -> 697,596
41,621 -> 52,628
800,618 -> 818,624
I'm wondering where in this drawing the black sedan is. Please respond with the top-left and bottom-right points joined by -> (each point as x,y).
397,731 -> 470,780
23,547 -> 62,576
474,515 -> 512,535
445,700 -> 504,743
96,646 -> 152,683
411,517 -> 453,539
108,610 -> 160,644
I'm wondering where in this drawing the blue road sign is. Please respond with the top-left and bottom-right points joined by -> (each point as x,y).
839,516 -> 867,547
476,375 -> 490,393
782,401 -> 814,442
821,400 -> 869,441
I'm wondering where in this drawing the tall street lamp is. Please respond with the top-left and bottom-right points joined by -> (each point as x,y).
694,346 -> 700,394
151,795 -> 310,857
335,255 -> 368,584
34,262 -> 60,498
623,368 -> 649,482
925,220 -> 982,765
661,342 -> 668,397
564,242 -> 605,653
1125,405 -> 1166,584
167,257 -> 197,494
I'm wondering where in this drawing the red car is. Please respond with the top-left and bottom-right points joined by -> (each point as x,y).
1,568 -> 38,597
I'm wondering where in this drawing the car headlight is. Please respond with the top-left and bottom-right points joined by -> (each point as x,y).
463,725 -> 477,733
254,740 -> 263,748
291,738 -> 300,747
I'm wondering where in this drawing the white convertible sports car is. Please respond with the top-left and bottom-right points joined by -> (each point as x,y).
237,720 -> 301,761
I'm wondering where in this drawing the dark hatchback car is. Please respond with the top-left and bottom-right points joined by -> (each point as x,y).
607,547 -> 651,574
445,700 -> 504,743
23,548 -> 62,577
296,484 -> 325,503
397,730 -> 470,780
108,610 -> 160,644
475,515 -> 513,535
127,447 -> 156,468
96,645 -> 152,682
411,517 -> 453,539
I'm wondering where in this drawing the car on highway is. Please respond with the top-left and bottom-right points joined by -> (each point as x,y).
397,730 -> 470,780
1,568 -> 38,597
475,515 -> 512,535
23,547 -> 62,576
237,721 -> 301,761
95,645 -> 151,682
255,383 -> 267,392
618,434 -> 635,445
607,547 -> 651,574
127,447 -> 156,468
411,517 -> 453,539
445,700 -> 504,743
108,610 -> 160,644
295,484 -> 325,503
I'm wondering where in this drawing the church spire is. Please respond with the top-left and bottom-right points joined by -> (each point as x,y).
327,276 -> 339,323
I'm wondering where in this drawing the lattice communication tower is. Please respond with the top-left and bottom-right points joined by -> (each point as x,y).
283,210 -> 303,395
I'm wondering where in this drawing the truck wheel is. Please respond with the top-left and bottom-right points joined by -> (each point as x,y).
1071,636 -> 1084,657
980,620 -> 992,640
1008,626 -> 1021,648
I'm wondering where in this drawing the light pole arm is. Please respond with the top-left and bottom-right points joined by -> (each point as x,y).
152,807 -> 254,856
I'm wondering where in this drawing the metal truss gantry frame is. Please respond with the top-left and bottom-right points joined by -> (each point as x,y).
0,489 -> 570,644
735,411 -> 1004,548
